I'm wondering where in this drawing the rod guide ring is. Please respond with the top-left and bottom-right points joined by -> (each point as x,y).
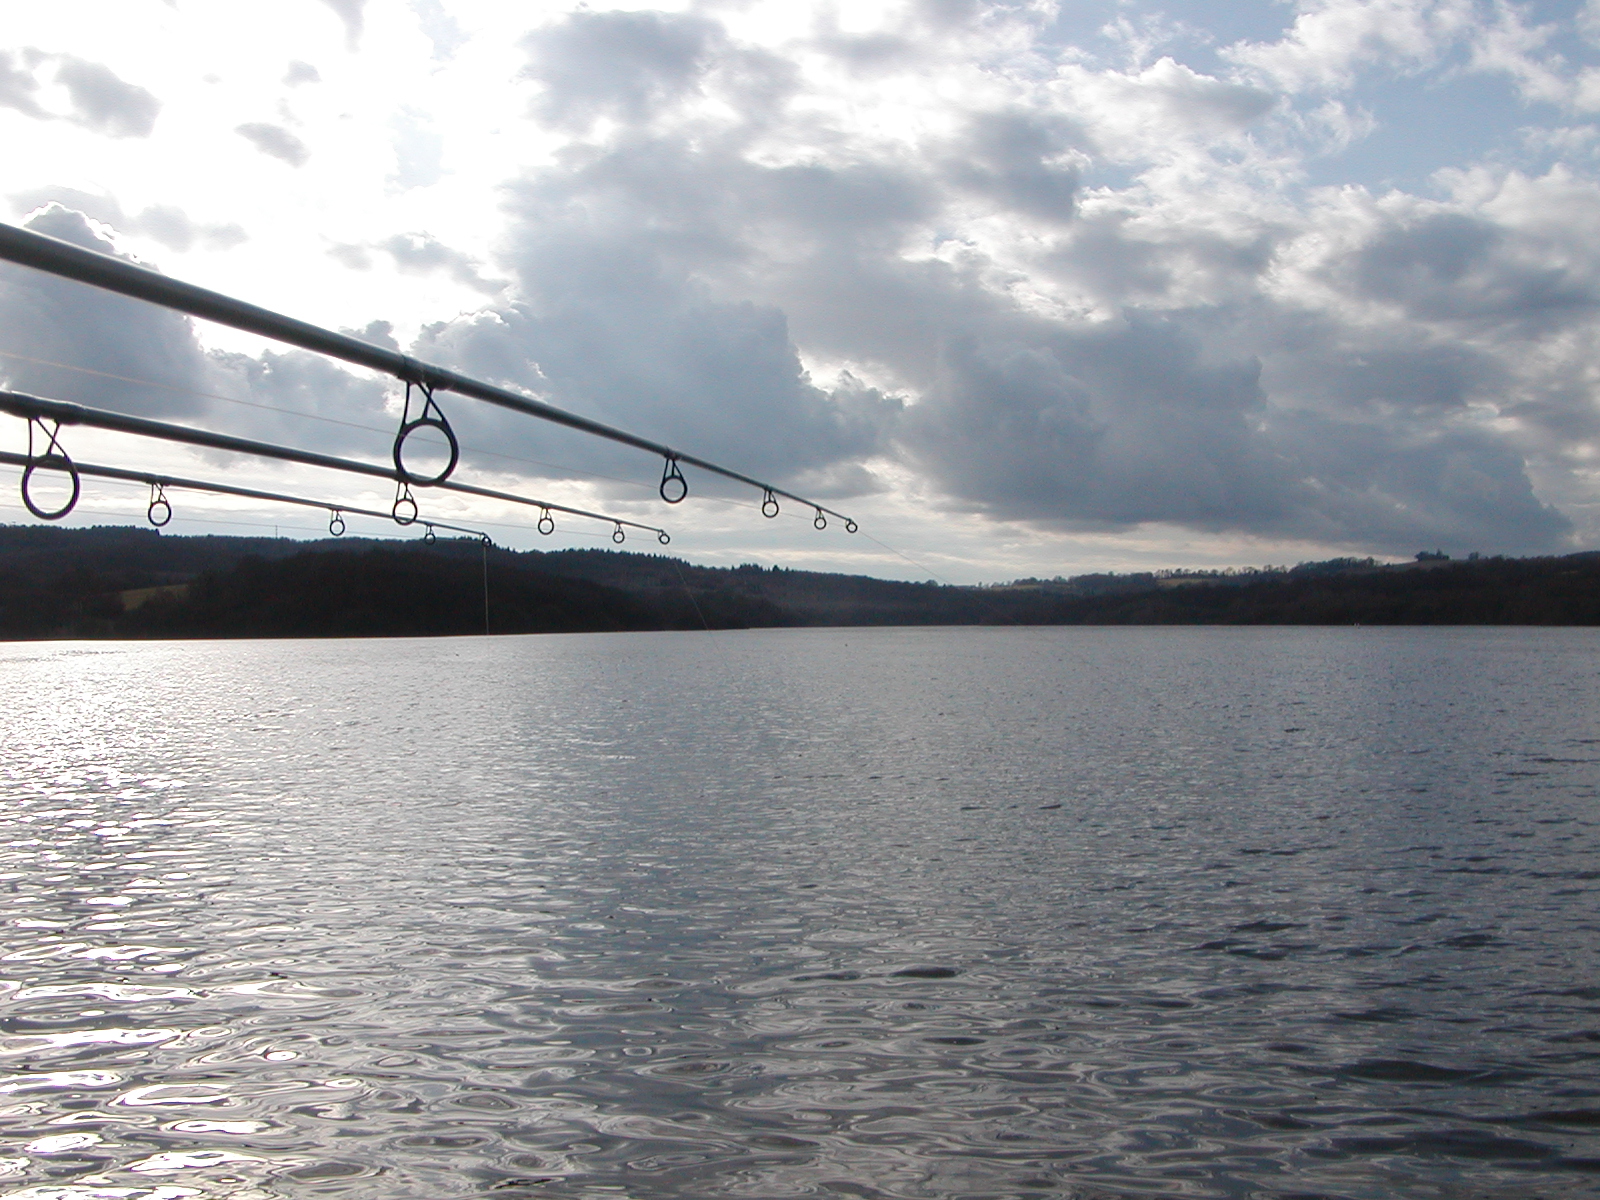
20,418 -> 79,521
393,381 -> 460,486
147,482 -> 172,528
392,480 -> 419,526
660,456 -> 688,504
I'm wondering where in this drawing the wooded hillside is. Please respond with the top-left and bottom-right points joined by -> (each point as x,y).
2,524 -> 1596,638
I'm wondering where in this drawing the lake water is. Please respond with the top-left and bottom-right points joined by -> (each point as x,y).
0,627 -> 1597,1200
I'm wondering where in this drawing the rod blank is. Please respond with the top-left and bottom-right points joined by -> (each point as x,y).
0,220 -> 857,526
0,450 -> 493,541
0,389 -> 669,540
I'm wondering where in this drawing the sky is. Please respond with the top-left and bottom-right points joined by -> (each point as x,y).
3,0 -> 1600,583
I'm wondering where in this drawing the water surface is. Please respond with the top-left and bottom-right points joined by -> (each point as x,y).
0,627 -> 1597,1199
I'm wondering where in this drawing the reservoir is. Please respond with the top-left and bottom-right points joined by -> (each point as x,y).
1,627 -> 1597,1198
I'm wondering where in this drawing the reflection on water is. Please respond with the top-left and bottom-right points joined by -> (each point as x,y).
0,627 -> 1597,1199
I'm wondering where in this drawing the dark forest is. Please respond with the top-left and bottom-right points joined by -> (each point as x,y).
3,524 -> 1597,639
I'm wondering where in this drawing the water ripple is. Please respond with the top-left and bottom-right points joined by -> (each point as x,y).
0,629 -> 1597,1197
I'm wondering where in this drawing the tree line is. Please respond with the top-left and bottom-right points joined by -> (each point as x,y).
2,524 -> 1597,639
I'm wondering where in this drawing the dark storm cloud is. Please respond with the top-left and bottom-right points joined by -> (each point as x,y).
901,319 -> 1287,529
1345,211 -> 1598,329
236,122 -> 310,167
895,303 -> 1572,554
1259,318 -> 1505,417
1264,412 -> 1570,553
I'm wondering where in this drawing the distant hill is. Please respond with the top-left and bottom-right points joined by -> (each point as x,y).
1,523 -> 1597,638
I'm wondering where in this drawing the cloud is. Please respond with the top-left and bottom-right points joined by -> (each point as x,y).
1224,0 -> 1588,115
900,320 -> 1285,530
521,9 -> 726,127
9,187 -> 246,252
379,232 -> 503,294
888,295 -> 1574,553
1061,57 -> 1278,150
320,0 -> 366,49
391,5 -> 1589,556
135,203 -> 247,253
235,122 -> 310,167
283,60 -> 321,87
322,233 -> 503,293
1344,210 -> 1596,326
54,56 -> 160,137
1226,0 -> 1474,93
326,242 -> 372,271
945,111 -> 1085,223
0,50 -> 159,136
205,346 -> 391,456
413,285 -> 898,490
1264,412 -> 1570,552
0,206 -> 211,418
0,206 -> 389,465
0,50 -> 45,119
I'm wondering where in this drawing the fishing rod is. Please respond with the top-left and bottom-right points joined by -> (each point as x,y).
0,449 -> 493,542
0,389 -> 671,544
0,220 -> 860,532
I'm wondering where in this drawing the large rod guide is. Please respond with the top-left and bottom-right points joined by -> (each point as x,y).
0,389 -> 669,544
0,449 -> 494,542
0,221 -> 859,531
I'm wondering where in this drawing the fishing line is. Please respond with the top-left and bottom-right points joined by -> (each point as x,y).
0,348 -> 386,435
855,529 -> 955,587
670,558 -> 714,633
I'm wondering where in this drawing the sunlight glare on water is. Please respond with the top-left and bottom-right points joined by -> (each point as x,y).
0,627 -> 1597,1199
